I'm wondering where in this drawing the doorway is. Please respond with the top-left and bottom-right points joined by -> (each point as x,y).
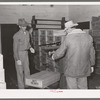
1,24 -> 19,89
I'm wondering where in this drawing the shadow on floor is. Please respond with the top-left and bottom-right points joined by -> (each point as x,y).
88,73 -> 100,89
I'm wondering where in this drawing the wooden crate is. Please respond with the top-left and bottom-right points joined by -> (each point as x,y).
0,82 -> 6,89
25,71 -> 60,88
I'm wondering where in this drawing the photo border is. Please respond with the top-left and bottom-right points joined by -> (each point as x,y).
0,1 -> 100,99
0,0 -> 100,2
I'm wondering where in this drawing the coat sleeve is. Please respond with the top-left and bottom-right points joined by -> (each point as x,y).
13,35 -> 20,61
53,36 -> 68,60
27,36 -> 31,49
28,30 -> 33,49
90,37 -> 95,66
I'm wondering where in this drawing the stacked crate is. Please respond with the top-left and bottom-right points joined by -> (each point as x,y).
33,29 -> 62,71
46,30 -> 54,44
46,30 -> 56,71
33,30 -> 40,71
55,36 -> 61,43
0,54 -> 6,89
38,30 -> 47,70
91,16 -> 100,74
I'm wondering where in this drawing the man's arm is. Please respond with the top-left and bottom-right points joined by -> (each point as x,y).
28,30 -> 35,53
90,37 -> 95,66
13,36 -> 20,61
53,36 -> 68,60
90,43 -> 95,66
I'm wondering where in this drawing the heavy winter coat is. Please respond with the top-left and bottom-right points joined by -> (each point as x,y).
53,29 -> 95,78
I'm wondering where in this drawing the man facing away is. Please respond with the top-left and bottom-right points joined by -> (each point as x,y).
51,20 -> 95,89
13,18 -> 35,89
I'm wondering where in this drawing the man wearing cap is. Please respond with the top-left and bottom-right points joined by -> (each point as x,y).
13,18 -> 35,89
51,20 -> 95,89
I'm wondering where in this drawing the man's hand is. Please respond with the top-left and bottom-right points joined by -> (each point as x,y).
51,54 -> 55,60
91,67 -> 94,73
16,60 -> 22,65
48,51 -> 53,57
30,47 -> 35,53
48,51 -> 55,60
48,51 -> 55,56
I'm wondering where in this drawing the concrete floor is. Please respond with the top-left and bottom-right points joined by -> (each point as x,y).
6,71 -> 100,89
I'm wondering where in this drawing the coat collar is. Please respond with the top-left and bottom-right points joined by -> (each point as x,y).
68,29 -> 85,35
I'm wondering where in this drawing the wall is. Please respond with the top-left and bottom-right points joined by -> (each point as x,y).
2,5 -> 100,27
69,5 -> 100,23
0,5 -> 69,24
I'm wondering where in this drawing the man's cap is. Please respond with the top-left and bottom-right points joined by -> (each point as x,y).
18,18 -> 28,27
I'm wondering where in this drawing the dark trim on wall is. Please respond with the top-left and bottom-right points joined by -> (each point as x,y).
77,21 -> 90,30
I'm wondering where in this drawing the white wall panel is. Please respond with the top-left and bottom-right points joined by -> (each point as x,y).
69,5 -> 100,23
0,5 -> 69,24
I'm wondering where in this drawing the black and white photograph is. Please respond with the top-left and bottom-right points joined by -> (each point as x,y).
0,3 -> 100,96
